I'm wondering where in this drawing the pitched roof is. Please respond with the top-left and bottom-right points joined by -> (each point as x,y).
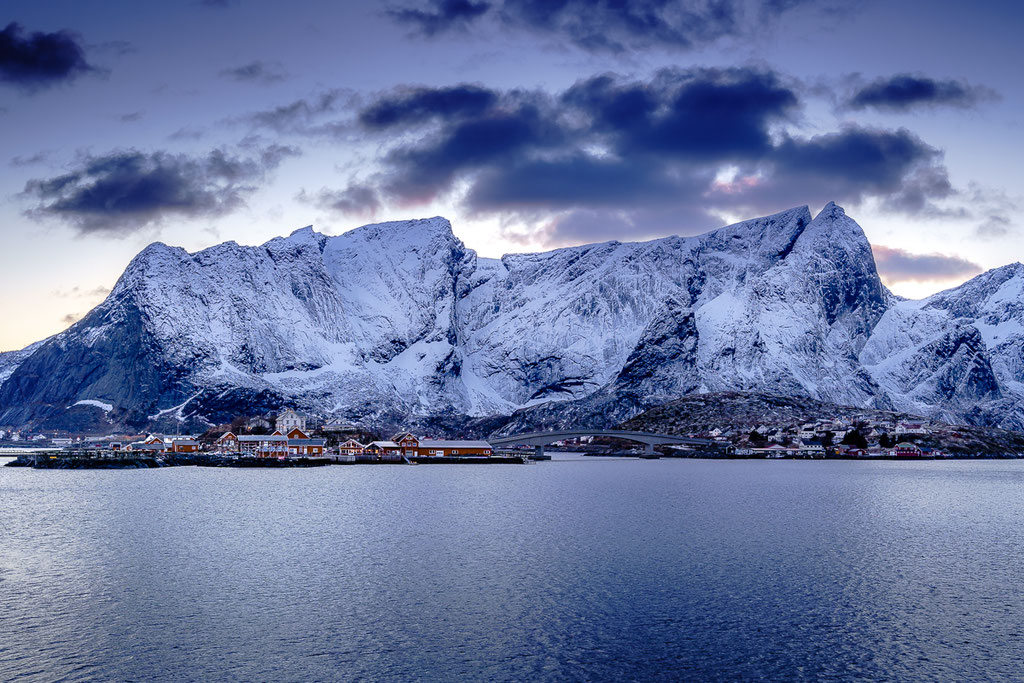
289,438 -> 326,446
419,439 -> 492,449
237,434 -> 287,442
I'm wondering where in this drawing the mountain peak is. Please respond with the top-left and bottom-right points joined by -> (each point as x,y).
4,204 -> 1024,434
344,216 -> 453,238
815,201 -> 846,221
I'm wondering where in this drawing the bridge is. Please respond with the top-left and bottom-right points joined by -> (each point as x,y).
489,429 -> 712,457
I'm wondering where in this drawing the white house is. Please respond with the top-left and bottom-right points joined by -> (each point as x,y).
895,422 -> 928,436
275,409 -> 306,434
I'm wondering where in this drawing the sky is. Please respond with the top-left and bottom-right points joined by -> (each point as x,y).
0,0 -> 1021,351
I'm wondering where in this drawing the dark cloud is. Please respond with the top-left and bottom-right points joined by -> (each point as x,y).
740,126 -> 955,214
119,111 -> 144,123
380,100 -> 569,202
219,61 -> 288,85
387,0 -> 840,53
359,85 -> 498,129
466,154 -> 693,211
243,89 -> 353,136
320,68 -> 952,244
0,22 -> 94,89
61,312 -> 83,325
387,0 -> 491,35
359,67 -> 798,209
846,74 -> 994,112
872,245 -> 982,284
22,144 -> 300,235
564,68 -> 798,161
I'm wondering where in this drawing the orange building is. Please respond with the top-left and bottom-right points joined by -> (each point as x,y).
339,439 -> 365,456
392,433 -> 493,457
287,428 -> 326,456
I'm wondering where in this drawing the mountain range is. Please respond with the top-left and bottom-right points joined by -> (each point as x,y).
2,202 -> 1022,435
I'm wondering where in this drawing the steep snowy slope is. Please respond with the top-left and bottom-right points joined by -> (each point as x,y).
861,263 -> 1024,430
1,203 -> 1022,433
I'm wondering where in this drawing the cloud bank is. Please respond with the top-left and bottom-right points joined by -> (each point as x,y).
23,144 -> 299,235
301,68 -> 953,243
872,245 -> 981,284
386,0 -> 843,53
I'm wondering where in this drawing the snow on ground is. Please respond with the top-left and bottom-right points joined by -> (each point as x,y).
72,399 -> 114,412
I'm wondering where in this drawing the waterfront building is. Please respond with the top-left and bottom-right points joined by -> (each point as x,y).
799,439 -> 826,457
216,432 -> 239,451
285,428 -> 326,456
419,439 -> 493,457
126,440 -> 168,453
753,444 -> 799,457
895,442 -> 923,457
237,434 -> 288,457
338,439 -> 365,456
364,440 -> 402,458
392,433 -> 494,457
171,439 -> 199,453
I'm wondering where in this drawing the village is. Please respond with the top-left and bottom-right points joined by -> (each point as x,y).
4,406 -> 1019,465
690,417 -> 940,458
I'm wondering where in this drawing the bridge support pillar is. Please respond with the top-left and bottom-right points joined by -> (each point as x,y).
643,443 -> 655,455
534,445 -> 545,459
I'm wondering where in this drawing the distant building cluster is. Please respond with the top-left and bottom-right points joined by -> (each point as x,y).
216,426 -> 327,457
1,408 -> 503,462
691,418 -> 938,458
210,411 -> 492,460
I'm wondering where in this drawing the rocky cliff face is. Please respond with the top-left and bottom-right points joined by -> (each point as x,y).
1,204 -> 1022,433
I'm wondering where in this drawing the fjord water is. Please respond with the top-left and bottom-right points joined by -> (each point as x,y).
2,456 -> 1023,681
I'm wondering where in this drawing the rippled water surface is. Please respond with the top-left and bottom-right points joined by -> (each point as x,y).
2,455 -> 1024,681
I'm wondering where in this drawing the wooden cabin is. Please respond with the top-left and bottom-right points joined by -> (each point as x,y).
339,439 -> 365,456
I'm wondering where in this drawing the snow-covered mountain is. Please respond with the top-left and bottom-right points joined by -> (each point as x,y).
2,202 -> 1023,433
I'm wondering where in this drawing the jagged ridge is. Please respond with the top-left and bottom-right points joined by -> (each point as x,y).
1,203 -> 1023,434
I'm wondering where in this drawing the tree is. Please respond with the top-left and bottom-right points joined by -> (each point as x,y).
822,430 -> 835,447
748,429 -> 766,444
879,433 -> 895,448
842,429 -> 868,449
